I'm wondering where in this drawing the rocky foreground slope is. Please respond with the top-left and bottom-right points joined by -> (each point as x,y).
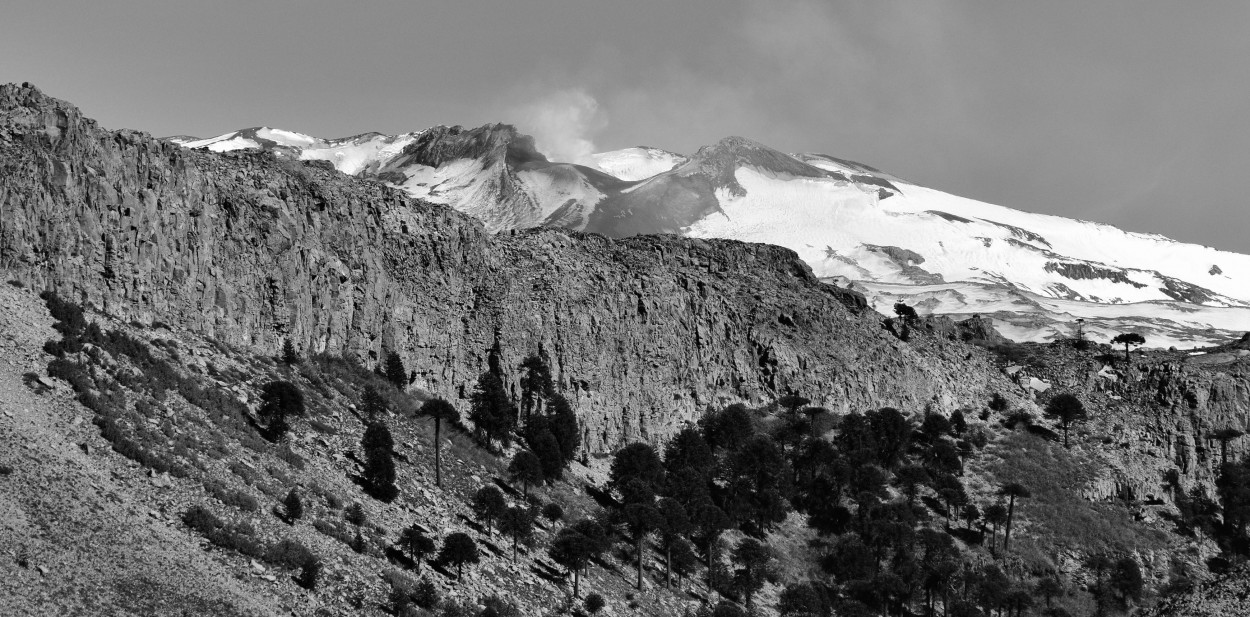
0,83 -> 1012,453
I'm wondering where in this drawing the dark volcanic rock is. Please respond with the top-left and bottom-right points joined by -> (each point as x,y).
0,83 -> 1014,452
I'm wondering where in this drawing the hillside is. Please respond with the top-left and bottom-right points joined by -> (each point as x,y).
6,83 -> 1250,617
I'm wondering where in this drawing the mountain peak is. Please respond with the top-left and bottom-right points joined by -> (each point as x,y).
401,123 -> 547,169
682,135 -> 831,196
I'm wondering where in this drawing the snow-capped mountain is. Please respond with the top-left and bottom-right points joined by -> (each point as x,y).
170,125 -> 1250,348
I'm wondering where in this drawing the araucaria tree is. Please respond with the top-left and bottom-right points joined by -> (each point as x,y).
657,497 -> 691,588
362,419 -> 399,501
732,538 -> 777,608
1044,393 -> 1088,447
438,533 -> 479,582
1000,482 -> 1031,550
471,485 -> 507,536
507,450 -> 543,498
398,524 -> 436,573
984,503 -> 1008,555
499,506 -> 535,561
1111,332 -> 1146,363
550,526 -> 593,597
1211,427 -> 1244,466
258,381 -> 305,441
421,398 -> 459,488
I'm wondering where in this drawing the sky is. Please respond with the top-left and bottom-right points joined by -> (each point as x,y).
3,1 -> 1248,253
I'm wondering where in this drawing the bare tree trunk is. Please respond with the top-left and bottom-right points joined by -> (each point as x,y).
636,535 -> 644,590
434,418 -> 443,488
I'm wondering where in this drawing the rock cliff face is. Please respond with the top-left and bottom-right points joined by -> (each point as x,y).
1021,342 -> 1250,505
0,83 -> 1015,452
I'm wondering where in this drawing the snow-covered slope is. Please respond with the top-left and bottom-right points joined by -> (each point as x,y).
592,147 -> 687,181
169,126 -> 1250,348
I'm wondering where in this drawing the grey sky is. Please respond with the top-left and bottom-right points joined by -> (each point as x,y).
3,1 -> 1248,252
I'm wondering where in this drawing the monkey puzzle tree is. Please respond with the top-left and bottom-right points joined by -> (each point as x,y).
656,497 -> 691,588
610,442 -> 666,496
550,526 -> 594,597
999,482 -> 1031,550
1111,332 -> 1146,363
499,505 -> 535,562
471,485 -> 507,537
983,503 -> 1008,556
437,533 -> 479,582
507,450 -> 544,498
398,524 -> 436,573
1044,393 -> 1088,447
1211,427 -> 1245,466
732,538 -> 778,609
421,398 -> 459,488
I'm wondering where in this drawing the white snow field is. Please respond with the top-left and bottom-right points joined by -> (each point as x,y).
592,147 -> 688,181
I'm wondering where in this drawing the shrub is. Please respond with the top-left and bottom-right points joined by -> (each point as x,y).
413,576 -> 439,609
313,518 -> 356,546
229,461 -> 263,486
267,464 -> 293,485
284,489 -> 304,522
265,538 -> 315,570
181,505 -> 264,558
542,503 -> 564,525
311,483 -> 344,509
385,569 -> 419,613
203,478 -> 261,513
296,559 -> 322,590
584,593 -> 606,615
480,595 -> 521,617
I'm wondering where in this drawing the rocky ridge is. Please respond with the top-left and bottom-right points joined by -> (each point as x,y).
0,83 -> 1016,453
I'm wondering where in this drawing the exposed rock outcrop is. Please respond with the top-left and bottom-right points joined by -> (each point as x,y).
0,83 -> 1016,453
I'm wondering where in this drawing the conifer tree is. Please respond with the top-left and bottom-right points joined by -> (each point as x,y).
421,398 -> 459,488
471,485 -> 506,536
1000,482 -> 1031,550
550,527 -> 593,597
1044,393 -> 1087,447
732,538 -> 777,609
470,370 -> 517,450
283,489 -> 304,523
258,381 -> 305,441
362,420 -> 398,501
281,338 -> 301,365
398,524 -> 436,573
507,450 -> 543,498
385,350 -> 408,391
499,505 -> 535,562
438,533 -> 479,582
